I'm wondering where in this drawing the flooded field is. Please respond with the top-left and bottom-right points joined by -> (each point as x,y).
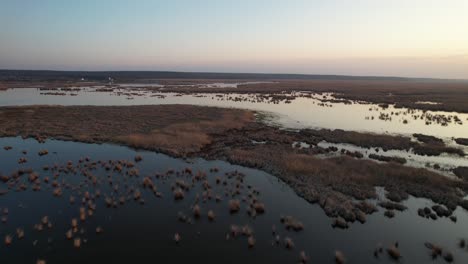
315,141 -> 468,177
1,83 -> 468,264
1,87 -> 467,139
1,138 -> 468,263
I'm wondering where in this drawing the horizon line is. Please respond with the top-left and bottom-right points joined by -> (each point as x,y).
1,69 -> 467,82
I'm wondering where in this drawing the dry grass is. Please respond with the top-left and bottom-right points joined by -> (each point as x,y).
0,105 -> 254,156
228,147 -> 455,188
117,114 -> 251,154
225,144 -> 467,218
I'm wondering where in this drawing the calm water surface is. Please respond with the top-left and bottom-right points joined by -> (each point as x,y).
1,88 -> 467,139
0,138 -> 468,263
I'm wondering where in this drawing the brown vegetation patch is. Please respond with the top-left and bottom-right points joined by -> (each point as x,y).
413,134 -> 444,145
368,154 -> 406,164
455,138 -> 468,146
220,144 -> 467,221
301,129 -> 414,151
453,167 -> 468,181
0,105 -> 254,156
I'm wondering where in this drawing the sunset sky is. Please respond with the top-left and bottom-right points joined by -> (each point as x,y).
1,0 -> 467,79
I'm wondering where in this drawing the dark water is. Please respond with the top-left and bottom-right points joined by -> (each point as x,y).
1,138 -> 467,263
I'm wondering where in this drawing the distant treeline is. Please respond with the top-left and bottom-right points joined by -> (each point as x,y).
0,69 -> 455,82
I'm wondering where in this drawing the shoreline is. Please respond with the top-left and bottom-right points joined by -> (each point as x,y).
1,104 -> 467,225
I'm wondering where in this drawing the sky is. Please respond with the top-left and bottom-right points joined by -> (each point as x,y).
1,0 -> 468,79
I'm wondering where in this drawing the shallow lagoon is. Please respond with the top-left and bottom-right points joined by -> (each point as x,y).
1,87 -> 467,139
1,138 -> 468,263
316,141 -> 467,177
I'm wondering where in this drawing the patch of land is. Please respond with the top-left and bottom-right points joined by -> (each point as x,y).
455,138 -> 468,146
0,104 -> 467,224
300,129 -> 464,156
0,105 -> 253,156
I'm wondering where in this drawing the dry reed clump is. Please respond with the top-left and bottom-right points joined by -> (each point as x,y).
16,228 -> 24,239
173,188 -> 185,200
459,239 -> 467,249
192,204 -> 201,218
65,230 -> 73,240
332,217 -> 348,229
73,238 -> 81,248
284,237 -> 294,249
252,202 -> 265,214
228,199 -> 241,213
280,216 -> 304,231
378,201 -> 407,211
424,242 -> 442,259
207,210 -> 215,221
444,252 -> 454,262
4,234 -> 12,245
368,154 -> 406,164
299,251 -> 309,263
384,210 -> 395,218
38,150 -> 49,156
455,138 -> 468,146
174,233 -> 181,244
247,236 -> 255,248
387,243 -> 401,260
413,134 -> 444,145
230,225 -> 240,237
335,250 -> 345,264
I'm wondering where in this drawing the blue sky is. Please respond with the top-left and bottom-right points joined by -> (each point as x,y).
1,0 -> 467,78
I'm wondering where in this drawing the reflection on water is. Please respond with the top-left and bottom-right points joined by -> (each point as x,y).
0,138 -> 468,263
1,87 -> 468,139
117,81 -> 273,89
316,141 -> 467,177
